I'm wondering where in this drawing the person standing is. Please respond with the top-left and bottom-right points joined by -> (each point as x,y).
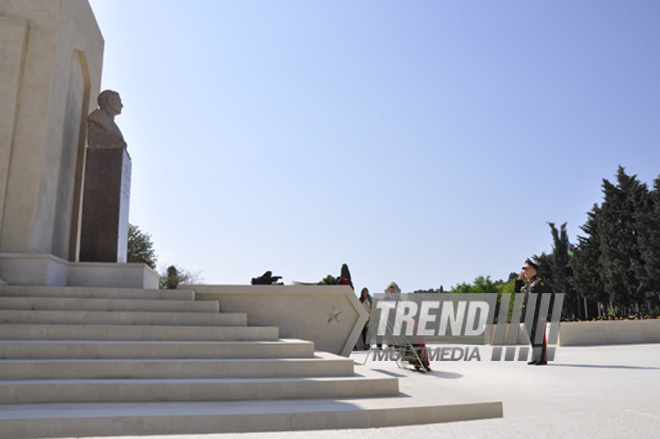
358,288 -> 373,349
515,259 -> 549,365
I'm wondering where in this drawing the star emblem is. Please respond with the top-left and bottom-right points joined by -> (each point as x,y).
326,305 -> 343,324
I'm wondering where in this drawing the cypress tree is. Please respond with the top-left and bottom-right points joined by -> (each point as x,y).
597,167 -> 647,312
548,222 -> 578,319
569,205 -> 607,317
633,177 -> 660,314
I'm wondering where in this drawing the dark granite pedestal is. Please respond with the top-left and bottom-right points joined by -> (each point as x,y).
79,147 -> 131,263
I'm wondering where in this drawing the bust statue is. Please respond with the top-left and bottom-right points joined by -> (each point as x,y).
87,90 -> 127,149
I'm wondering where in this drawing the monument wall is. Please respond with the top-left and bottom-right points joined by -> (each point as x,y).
0,0 -> 103,261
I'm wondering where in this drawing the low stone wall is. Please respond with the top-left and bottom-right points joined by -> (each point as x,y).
558,320 -> 660,346
185,284 -> 368,357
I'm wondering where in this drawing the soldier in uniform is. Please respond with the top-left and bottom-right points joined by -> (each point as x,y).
514,259 -> 549,365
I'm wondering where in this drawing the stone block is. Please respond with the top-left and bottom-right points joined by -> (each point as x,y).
79,148 -> 131,263
559,320 -> 660,345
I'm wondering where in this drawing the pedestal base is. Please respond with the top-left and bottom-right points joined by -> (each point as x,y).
0,253 -> 158,288
79,147 -> 131,263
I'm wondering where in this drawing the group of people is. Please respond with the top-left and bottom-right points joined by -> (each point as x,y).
352,257 -> 551,370
356,282 -> 432,372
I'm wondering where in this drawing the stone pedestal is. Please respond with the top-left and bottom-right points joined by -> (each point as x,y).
79,147 -> 131,263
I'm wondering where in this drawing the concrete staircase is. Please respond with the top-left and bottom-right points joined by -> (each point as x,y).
0,285 -> 502,437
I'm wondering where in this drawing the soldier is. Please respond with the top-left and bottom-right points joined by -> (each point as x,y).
515,259 -> 549,365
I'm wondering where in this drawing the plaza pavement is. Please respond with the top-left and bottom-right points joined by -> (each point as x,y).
64,343 -> 660,439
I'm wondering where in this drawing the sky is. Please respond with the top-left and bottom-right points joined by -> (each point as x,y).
88,0 -> 660,294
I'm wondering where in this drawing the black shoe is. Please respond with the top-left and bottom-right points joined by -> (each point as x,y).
535,361 -> 547,366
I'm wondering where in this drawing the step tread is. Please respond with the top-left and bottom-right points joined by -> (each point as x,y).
0,338 -> 314,358
0,373 -> 387,384
0,368 -> 400,404
0,380 -> 503,437
0,309 -> 245,317
0,309 -> 247,326
0,296 -> 219,313
0,338 -> 308,345
0,323 -> 277,340
0,350 -> 345,363
0,323 -> 274,331
0,397 -> 501,417
0,286 -> 195,301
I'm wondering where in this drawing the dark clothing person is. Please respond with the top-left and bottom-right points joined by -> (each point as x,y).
339,264 -> 354,289
359,288 -> 373,349
514,259 -> 549,365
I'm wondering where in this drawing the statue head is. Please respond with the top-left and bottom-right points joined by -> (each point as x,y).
97,90 -> 123,116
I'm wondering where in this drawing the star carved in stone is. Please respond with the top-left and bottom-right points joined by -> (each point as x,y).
326,305 -> 343,324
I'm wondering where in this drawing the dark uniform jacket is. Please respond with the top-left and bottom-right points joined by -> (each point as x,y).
514,275 -> 548,295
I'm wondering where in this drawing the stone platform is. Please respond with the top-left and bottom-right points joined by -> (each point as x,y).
0,285 -> 501,438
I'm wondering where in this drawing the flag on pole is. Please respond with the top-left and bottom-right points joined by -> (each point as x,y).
567,239 -> 575,256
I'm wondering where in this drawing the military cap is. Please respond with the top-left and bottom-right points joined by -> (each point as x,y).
522,259 -> 538,270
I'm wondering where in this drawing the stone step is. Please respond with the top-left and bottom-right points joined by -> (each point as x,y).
0,339 -> 315,360
0,309 -> 247,326
0,352 -> 354,380
0,324 -> 278,341
0,368 -> 399,404
0,285 -> 195,301
0,389 -> 503,438
0,296 -> 219,313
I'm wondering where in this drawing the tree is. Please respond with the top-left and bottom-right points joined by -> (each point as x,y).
570,204 -> 607,317
634,177 -> 660,293
449,275 -> 498,294
159,264 -> 202,289
598,167 -> 647,310
531,253 -> 553,284
319,275 -> 339,285
127,224 -> 157,269
411,287 -> 443,294
547,222 -> 578,319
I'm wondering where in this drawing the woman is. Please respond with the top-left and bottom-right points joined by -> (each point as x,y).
359,288 -> 373,349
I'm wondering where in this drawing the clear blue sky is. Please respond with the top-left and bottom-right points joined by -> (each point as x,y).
89,0 -> 660,294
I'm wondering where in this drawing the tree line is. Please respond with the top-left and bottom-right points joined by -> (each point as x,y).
424,166 -> 660,320
538,166 -> 660,319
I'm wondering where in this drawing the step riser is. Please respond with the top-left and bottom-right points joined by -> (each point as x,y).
0,297 -> 219,313
0,378 -> 399,404
0,325 -> 278,341
0,401 -> 503,438
0,310 -> 247,327
0,358 -> 355,379
0,286 -> 195,301
0,341 -> 315,360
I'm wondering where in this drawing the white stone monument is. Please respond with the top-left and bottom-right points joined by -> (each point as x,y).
0,0 -> 157,287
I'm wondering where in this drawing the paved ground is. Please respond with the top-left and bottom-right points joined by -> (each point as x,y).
69,344 -> 660,439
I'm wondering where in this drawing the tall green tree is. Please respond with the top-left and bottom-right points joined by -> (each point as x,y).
127,224 -> 157,269
633,177 -> 660,294
547,222 -> 578,318
531,253 -> 553,284
570,204 -> 607,316
598,167 -> 647,309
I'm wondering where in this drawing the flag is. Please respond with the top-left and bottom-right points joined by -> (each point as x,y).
567,239 -> 575,256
